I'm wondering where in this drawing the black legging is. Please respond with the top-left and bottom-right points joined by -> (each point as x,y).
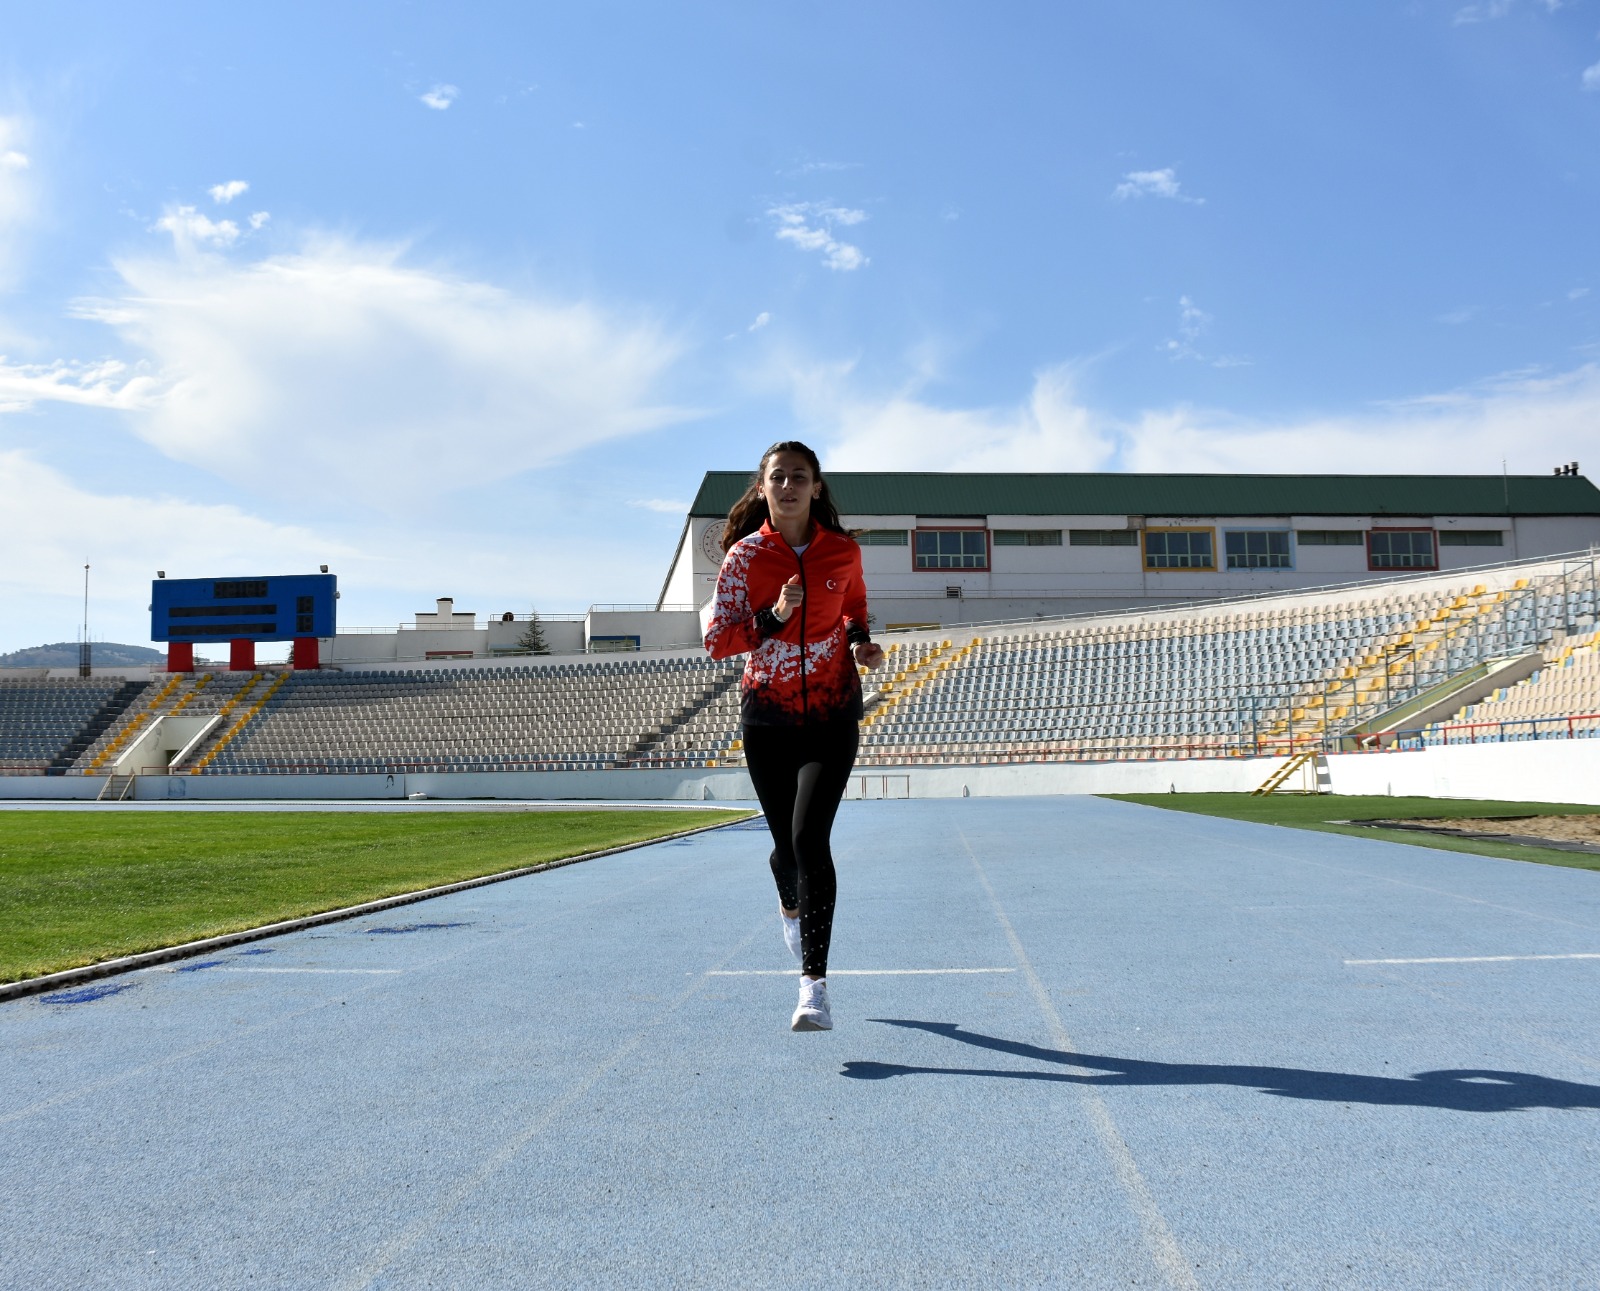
742,720 -> 859,979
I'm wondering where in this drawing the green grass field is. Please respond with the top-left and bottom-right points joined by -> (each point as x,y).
1105,794 -> 1600,871
0,809 -> 752,984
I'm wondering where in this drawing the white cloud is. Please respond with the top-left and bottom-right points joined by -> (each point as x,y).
1163,295 -> 1212,360
1117,365 -> 1600,475
420,84 -> 459,110
785,159 -> 861,176
803,358 -> 1600,478
748,311 -> 772,332
810,363 -> 1117,473
1583,60 -> 1600,92
628,498 -> 689,514
768,203 -> 869,271
249,211 -> 270,230
152,204 -> 240,248
1436,306 -> 1477,325
1453,0 -> 1514,20
61,236 -> 688,506
0,115 -> 36,289
208,179 -> 249,204
0,356 -> 157,414
1453,0 -> 1561,23
1113,167 -> 1204,205
1569,286 -> 1590,300
0,448 -> 354,650
1156,295 -> 1248,367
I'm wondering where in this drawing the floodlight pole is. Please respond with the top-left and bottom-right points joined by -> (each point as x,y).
80,564 -> 91,678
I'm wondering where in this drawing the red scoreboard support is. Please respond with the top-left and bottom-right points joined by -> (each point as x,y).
229,638 -> 256,671
292,637 -> 320,670
166,641 -> 194,673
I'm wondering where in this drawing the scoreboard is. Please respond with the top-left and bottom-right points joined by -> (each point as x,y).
150,574 -> 338,643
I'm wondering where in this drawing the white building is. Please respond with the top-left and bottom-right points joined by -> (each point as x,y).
326,598 -> 704,667
660,471 -> 1600,628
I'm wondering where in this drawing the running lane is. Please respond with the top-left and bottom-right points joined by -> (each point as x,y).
2,797 -> 1597,1289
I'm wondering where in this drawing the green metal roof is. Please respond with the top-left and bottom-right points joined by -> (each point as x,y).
688,471 -> 1600,519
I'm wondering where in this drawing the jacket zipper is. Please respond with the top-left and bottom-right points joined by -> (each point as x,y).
795,543 -> 808,720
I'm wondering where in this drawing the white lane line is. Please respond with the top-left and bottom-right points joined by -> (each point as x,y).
1,852 -> 718,1131
958,827 -> 1200,1291
338,919 -> 767,1291
706,968 -> 1015,977
1346,953 -> 1600,965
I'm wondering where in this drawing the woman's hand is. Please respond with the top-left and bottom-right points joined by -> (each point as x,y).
853,641 -> 885,670
773,575 -> 804,623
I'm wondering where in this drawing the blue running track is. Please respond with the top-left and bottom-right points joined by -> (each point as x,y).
3,796 -> 1599,1289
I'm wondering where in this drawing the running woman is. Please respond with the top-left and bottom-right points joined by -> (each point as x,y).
705,441 -> 884,1031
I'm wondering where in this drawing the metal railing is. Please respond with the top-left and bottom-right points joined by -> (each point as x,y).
1394,712 -> 1600,749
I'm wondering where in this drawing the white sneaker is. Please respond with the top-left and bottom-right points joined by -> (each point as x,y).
781,910 -> 803,964
791,976 -> 832,1032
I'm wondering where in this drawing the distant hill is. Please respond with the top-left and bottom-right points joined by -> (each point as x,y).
0,641 -> 168,668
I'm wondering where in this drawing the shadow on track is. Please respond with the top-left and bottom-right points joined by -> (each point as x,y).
842,1020 -> 1600,1113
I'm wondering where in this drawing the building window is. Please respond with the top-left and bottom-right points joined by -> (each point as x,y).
1439,530 -> 1505,547
1296,529 -> 1364,546
993,529 -> 1063,546
913,528 -> 989,570
1225,530 -> 1292,569
1069,529 -> 1139,546
854,529 -> 909,546
1143,528 -> 1215,570
1367,529 -> 1436,570
589,635 -> 641,653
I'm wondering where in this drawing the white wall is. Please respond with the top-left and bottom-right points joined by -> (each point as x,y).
659,522 -> 695,609
681,504 -> 1600,628
0,757 -> 1269,802
328,618 -> 587,665
114,715 -> 215,774
0,768 -> 759,802
586,609 -> 703,650
6,740 -> 1596,803
1324,738 -> 1600,805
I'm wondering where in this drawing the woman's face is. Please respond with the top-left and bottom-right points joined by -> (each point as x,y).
760,451 -> 822,524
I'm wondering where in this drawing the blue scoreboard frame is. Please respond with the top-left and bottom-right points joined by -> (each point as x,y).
151,574 -> 338,643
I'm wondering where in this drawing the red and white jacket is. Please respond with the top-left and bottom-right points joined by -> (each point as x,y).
704,521 -> 872,727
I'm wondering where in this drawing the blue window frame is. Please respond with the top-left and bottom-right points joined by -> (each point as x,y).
1225,529 -> 1292,569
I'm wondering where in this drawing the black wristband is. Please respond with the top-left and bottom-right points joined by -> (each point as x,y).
754,607 -> 784,637
846,623 -> 872,647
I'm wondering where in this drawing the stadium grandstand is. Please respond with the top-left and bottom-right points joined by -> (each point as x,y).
1,470 -> 1597,800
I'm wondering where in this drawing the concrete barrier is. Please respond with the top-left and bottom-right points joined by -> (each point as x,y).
2,739 -> 1594,804
0,758 -> 1270,802
1324,737 -> 1600,805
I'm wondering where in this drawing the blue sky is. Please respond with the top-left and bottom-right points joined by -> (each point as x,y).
3,0 -> 1599,652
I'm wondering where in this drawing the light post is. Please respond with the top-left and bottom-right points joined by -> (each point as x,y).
79,564 -> 91,678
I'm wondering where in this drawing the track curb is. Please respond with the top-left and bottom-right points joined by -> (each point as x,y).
1,811 -> 756,1004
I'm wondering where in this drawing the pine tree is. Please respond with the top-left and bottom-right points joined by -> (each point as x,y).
517,608 -> 550,655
